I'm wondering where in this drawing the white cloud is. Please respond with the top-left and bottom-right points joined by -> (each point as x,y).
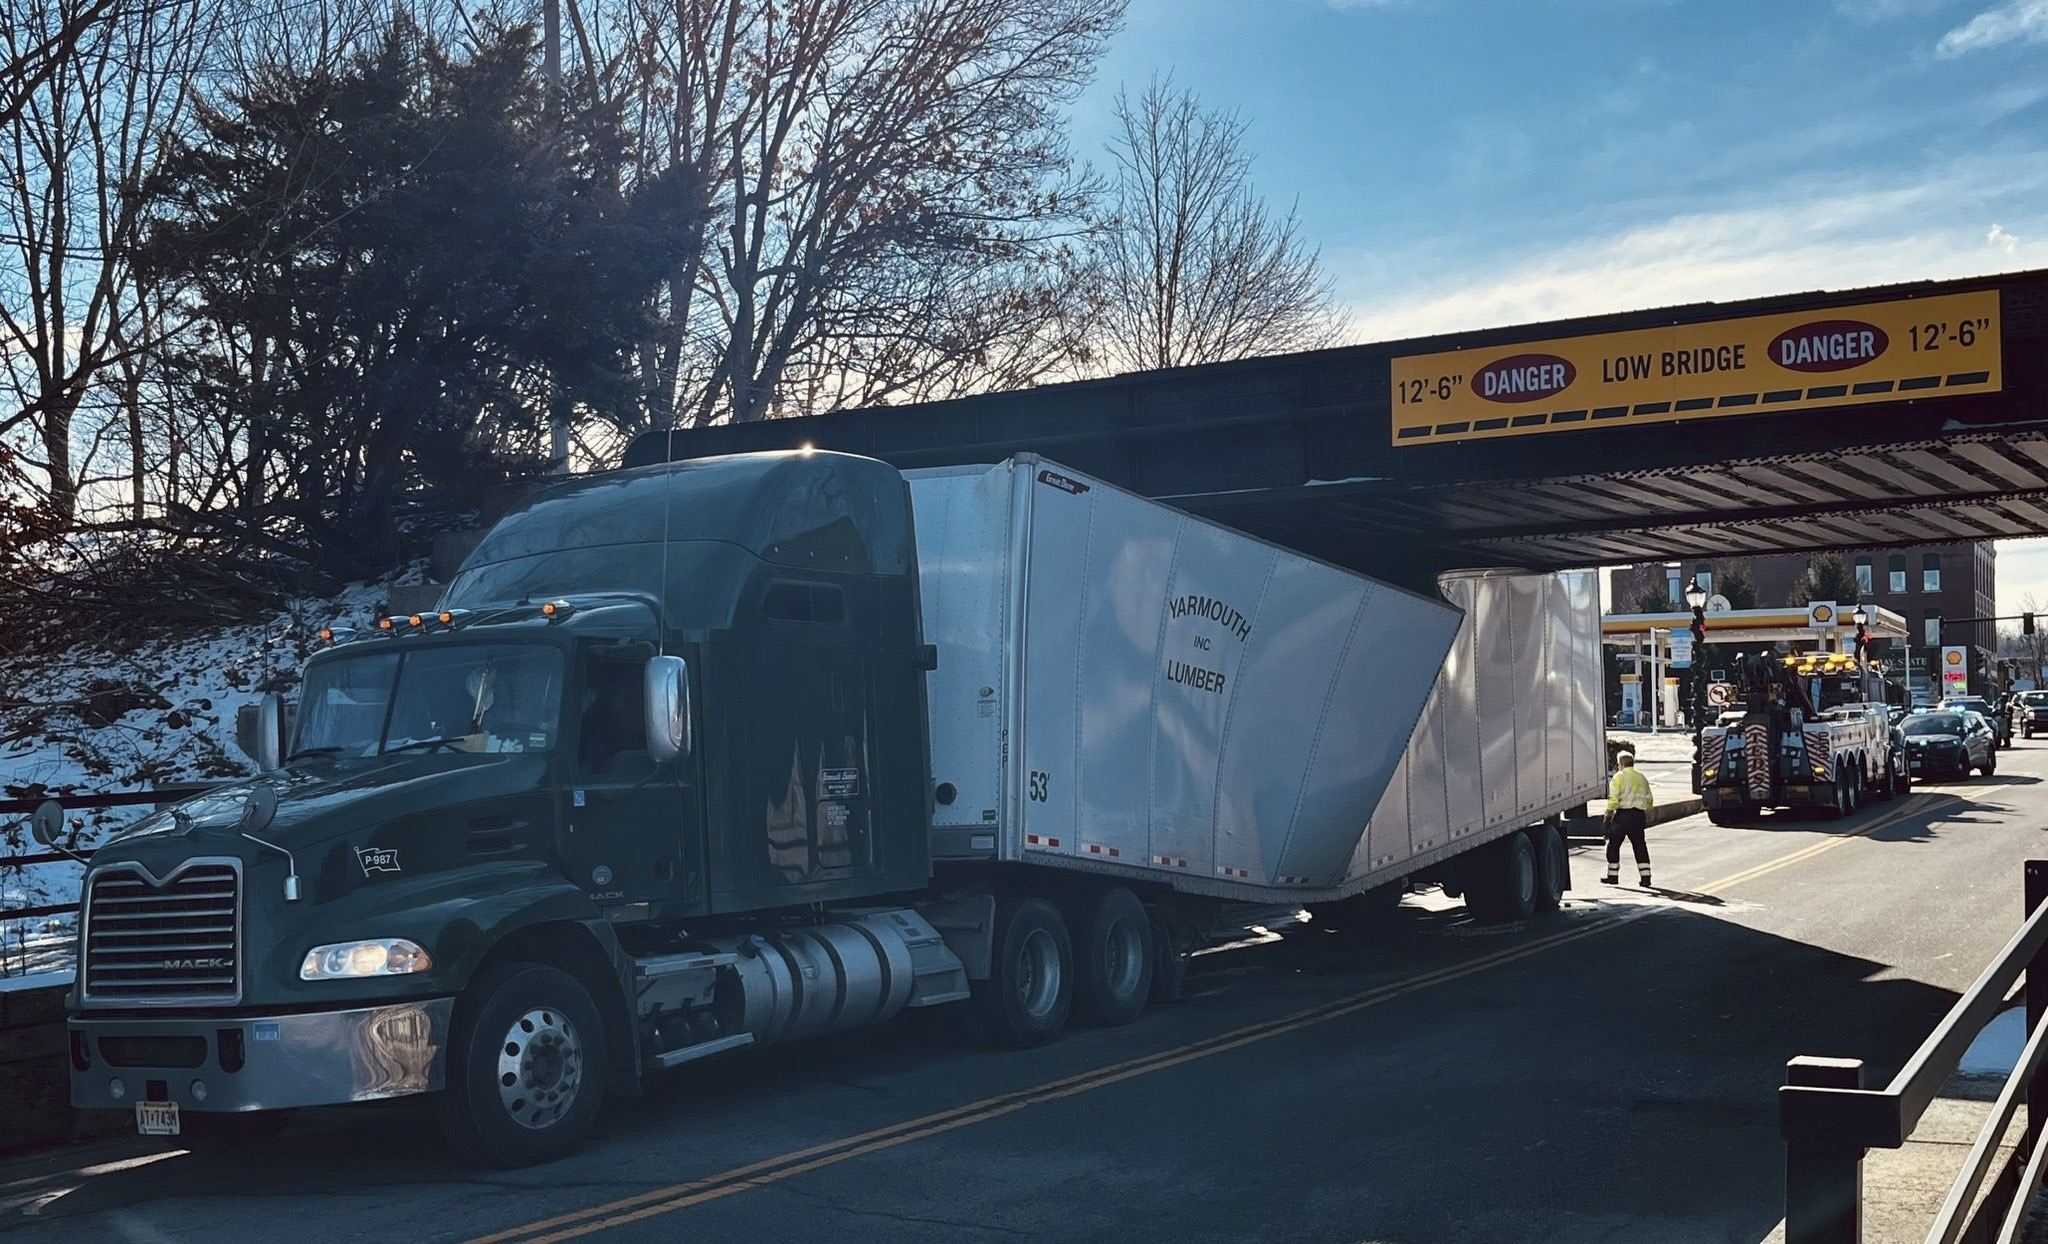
1329,152 -> 2048,341
1937,0 -> 2048,56
1834,0 -> 1950,19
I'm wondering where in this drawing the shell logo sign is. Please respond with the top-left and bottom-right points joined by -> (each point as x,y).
1942,645 -> 1968,693
1807,601 -> 1837,630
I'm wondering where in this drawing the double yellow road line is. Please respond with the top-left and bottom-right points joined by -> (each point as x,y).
1700,789 -> 1966,893
477,787 -> 1968,1241
470,907 -> 1656,1244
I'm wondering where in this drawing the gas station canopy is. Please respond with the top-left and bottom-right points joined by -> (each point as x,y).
1600,605 -> 1909,646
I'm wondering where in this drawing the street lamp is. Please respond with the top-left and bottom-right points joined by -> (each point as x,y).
1685,578 -> 1708,793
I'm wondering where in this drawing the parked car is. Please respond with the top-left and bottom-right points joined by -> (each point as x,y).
1939,696 -> 2011,748
2018,689 -> 2048,739
1901,710 -> 1996,779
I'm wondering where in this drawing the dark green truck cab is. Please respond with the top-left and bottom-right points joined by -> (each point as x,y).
56,451 -> 954,1165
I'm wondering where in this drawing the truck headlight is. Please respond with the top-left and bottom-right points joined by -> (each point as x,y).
300,938 -> 433,980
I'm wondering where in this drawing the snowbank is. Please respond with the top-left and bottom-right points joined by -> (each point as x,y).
0,572 -> 423,974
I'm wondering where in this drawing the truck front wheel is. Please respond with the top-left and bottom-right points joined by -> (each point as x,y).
1072,886 -> 1153,1027
969,897 -> 1074,1047
437,964 -> 608,1167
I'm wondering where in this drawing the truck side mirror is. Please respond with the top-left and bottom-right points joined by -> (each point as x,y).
645,655 -> 691,762
29,799 -> 63,848
234,693 -> 284,771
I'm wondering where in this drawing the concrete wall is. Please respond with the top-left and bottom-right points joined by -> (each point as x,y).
0,981 -> 123,1156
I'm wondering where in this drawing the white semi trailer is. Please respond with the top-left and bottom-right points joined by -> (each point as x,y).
56,451 -> 1605,1164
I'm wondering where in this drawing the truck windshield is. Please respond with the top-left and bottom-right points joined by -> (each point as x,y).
293,643 -> 564,757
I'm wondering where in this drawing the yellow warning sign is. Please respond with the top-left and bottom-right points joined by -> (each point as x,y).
1390,289 -> 2001,446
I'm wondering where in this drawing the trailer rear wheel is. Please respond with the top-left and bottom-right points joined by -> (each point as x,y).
1465,832 -> 1538,923
436,964 -> 607,1168
1532,823 -> 1568,913
1072,886 -> 1153,1027
968,897 -> 1073,1047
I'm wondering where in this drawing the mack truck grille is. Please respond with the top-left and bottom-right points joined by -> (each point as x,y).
82,861 -> 242,1004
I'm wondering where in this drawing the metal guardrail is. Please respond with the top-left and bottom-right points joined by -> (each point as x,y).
1782,858 -> 2048,1244
1,786 -> 226,921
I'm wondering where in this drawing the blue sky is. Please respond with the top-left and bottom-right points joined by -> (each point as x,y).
1068,0 -> 2048,616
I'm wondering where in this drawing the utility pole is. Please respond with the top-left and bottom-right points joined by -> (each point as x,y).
542,0 -> 571,474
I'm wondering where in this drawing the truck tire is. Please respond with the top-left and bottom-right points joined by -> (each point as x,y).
1532,823 -> 1568,913
436,964 -> 608,1168
1071,886 -> 1153,1027
968,897 -> 1073,1047
1466,832 -> 1538,924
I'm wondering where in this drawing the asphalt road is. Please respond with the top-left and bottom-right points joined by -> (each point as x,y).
5,745 -> 2042,1244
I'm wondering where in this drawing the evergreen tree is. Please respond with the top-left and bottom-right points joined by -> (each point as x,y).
1786,553 -> 1862,607
142,21 -> 693,572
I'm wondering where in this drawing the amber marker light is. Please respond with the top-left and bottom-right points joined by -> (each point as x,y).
409,614 -> 424,628
319,628 -> 334,642
438,611 -> 453,624
378,618 -> 395,631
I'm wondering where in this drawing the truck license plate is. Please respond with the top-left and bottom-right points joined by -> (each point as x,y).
135,1100 -> 179,1136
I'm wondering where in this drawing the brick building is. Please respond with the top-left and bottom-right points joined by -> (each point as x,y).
1608,542 -> 1998,697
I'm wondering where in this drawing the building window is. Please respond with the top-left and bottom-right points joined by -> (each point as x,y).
1854,556 -> 1873,595
1693,563 -> 1712,596
1925,611 -> 1941,647
1923,553 -> 1941,593
1889,554 -> 1907,594
1665,565 -> 1681,605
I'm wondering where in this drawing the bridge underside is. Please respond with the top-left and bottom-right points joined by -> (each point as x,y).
627,269 -> 2048,586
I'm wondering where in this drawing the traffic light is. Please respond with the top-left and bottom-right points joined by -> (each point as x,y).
2027,611 -> 2036,636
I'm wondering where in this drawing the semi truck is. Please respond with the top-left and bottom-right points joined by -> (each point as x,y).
1697,650 -> 1899,824
38,451 -> 1605,1166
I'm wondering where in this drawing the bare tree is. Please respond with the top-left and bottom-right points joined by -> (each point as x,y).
0,0 -> 213,524
0,0 -> 123,129
601,0 -> 1121,428
1092,77 -> 1340,373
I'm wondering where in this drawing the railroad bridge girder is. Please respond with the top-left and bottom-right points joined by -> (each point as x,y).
628,269 -> 2048,589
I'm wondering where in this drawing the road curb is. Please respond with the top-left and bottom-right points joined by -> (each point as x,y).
1563,797 -> 1704,840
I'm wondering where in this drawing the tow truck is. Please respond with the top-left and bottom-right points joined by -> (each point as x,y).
1698,650 -> 1901,824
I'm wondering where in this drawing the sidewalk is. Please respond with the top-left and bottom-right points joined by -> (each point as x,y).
1563,729 -> 1704,838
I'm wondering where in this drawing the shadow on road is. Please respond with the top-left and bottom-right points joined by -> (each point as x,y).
1,892 -> 1979,1244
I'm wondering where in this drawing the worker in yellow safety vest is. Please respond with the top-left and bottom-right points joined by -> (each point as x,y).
1604,752 -> 1655,888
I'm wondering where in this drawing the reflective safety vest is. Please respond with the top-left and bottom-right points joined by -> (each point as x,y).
1608,766 -> 1654,811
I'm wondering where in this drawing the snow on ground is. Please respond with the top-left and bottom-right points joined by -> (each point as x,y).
0,568 -> 427,976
